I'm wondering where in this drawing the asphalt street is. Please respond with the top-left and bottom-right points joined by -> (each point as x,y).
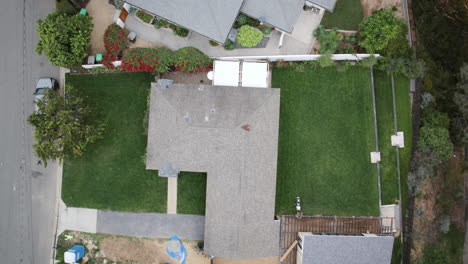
0,0 -> 60,263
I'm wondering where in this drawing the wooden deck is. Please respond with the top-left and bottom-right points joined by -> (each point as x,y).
279,215 -> 394,264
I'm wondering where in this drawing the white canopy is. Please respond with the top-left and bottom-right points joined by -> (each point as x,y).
213,60 -> 240,87
241,62 -> 269,88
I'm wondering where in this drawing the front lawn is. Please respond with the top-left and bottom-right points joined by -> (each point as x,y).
62,72 -> 168,213
177,172 -> 207,215
321,0 -> 364,30
273,66 -> 379,216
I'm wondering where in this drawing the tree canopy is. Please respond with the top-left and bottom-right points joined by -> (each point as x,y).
36,12 -> 93,67
358,10 -> 406,53
28,85 -> 103,166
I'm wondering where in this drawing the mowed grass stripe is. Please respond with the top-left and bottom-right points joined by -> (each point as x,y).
273,67 -> 379,216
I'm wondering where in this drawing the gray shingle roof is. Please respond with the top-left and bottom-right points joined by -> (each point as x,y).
240,0 -> 305,33
125,0 -> 244,43
301,234 -> 394,264
146,82 -> 281,259
306,0 -> 337,12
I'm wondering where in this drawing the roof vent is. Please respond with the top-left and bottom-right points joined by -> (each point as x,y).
183,114 -> 192,124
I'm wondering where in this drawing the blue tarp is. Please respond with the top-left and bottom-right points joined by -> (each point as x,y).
166,235 -> 187,264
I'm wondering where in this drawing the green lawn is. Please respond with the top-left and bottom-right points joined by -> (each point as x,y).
374,71 -> 412,205
273,66 -> 379,216
62,72 -> 168,213
177,172 -> 207,215
321,0 -> 364,30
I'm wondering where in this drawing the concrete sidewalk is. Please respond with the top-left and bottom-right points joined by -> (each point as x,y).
58,201 -> 205,240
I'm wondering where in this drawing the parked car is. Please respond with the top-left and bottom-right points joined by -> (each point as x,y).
33,78 -> 58,112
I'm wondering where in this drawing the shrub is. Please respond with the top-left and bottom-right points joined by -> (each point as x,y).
358,10 -> 406,53
172,47 -> 212,72
418,126 -> 453,161
359,55 -> 378,68
104,24 -> 127,56
422,108 -> 450,128
209,40 -> 219,46
56,0 -> 78,15
261,26 -> 272,35
154,19 -> 168,29
120,47 -> 173,72
136,10 -> 153,23
233,14 -> 260,29
223,40 -> 236,50
420,92 -> 433,109
169,24 -> 189,37
317,52 -> 335,67
314,26 -> 343,54
237,25 -> 263,48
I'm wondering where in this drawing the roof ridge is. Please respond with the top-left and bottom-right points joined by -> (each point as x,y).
234,88 -> 280,128
151,86 -> 191,162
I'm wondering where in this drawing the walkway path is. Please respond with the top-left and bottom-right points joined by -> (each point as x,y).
167,177 -> 177,214
123,11 -> 322,57
58,201 -> 205,240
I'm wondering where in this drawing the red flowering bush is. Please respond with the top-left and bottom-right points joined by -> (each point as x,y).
120,48 -> 173,72
103,24 -> 127,56
172,47 -> 212,72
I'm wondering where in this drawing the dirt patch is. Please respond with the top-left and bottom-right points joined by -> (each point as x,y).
86,0 -> 117,54
161,72 -> 211,85
130,38 -> 167,49
56,231 -> 210,264
360,0 -> 404,18
410,148 -> 466,261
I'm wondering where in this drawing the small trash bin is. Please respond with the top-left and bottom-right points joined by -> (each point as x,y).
64,245 -> 85,264
79,8 -> 87,15
87,55 -> 95,65
96,54 -> 103,63
128,31 -> 137,43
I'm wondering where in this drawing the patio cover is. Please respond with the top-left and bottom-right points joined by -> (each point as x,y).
125,0 -> 244,43
213,60 -> 240,87
241,62 -> 269,88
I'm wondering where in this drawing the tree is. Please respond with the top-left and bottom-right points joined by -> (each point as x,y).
358,10 -> 406,53
28,85 -> 104,166
236,25 -> 263,48
36,12 -> 93,67
452,64 -> 468,145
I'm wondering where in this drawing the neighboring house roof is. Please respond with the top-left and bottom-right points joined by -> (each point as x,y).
125,0 -> 244,43
146,81 -> 281,259
240,0 -> 305,33
301,233 -> 394,264
306,0 -> 337,12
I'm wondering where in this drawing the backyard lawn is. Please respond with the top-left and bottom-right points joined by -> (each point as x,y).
321,0 -> 363,30
273,66 -> 379,216
62,72 -> 168,213
374,71 -> 412,206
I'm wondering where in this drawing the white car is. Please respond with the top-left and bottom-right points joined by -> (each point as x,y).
33,78 -> 58,112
